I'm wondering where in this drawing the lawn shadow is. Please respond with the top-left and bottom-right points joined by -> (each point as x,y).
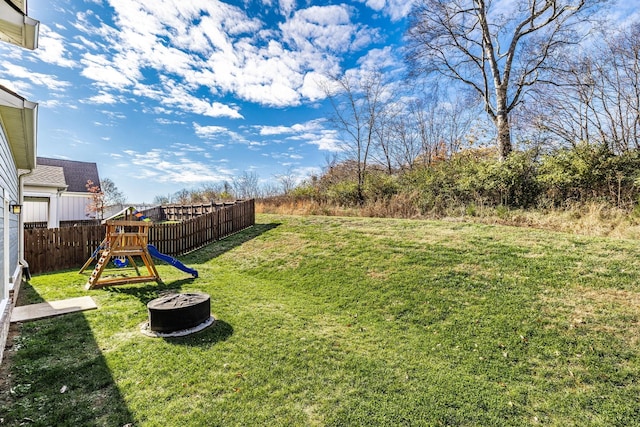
184,221 -> 281,263
1,281 -> 135,425
159,318 -> 234,347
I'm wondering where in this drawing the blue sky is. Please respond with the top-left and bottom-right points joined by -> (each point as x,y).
2,0 -> 639,203
0,0 -> 412,202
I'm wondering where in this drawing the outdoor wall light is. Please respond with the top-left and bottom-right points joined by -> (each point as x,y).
10,203 -> 22,214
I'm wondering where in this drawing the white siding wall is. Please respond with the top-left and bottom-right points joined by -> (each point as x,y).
24,192 -> 94,225
59,193 -> 93,221
23,198 -> 48,222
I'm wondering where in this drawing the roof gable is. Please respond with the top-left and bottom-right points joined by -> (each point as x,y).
37,157 -> 100,193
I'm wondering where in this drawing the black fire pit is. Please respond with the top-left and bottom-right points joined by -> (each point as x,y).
143,292 -> 213,336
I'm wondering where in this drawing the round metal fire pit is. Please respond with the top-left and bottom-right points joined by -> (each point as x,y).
145,293 -> 212,335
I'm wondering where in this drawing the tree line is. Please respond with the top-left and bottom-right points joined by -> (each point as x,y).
286,0 -> 640,213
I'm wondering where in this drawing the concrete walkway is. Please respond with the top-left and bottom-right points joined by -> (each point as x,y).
11,296 -> 97,323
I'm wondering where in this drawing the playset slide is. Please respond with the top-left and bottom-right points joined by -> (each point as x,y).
147,244 -> 199,278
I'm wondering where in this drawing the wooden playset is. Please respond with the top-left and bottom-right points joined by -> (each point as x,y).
80,220 -> 162,289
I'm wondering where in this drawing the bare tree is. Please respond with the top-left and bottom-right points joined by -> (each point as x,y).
274,167 -> 298,195
528,21 -> 640,152
322,71 -> 393,202
391,104 -> 424,170
371,97 -> 404,174
406,0 -> 607,160
409,90 -> 480,164
173,189 -> 191,205
153,194 -> 172,205
85,178 -> 127,219
199,183 -> 221,202
100,178 -> 126,206
233,171 -> 260,199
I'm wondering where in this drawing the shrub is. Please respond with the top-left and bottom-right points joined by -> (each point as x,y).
537,143 -> 640,207
326,181 -> 361,206
400,149 -> 539,210
289,183 -> 321,201
537,143 -> 609,205
290,146 -> 640,215
363,172 -> 400,202
479,151 -> 540,208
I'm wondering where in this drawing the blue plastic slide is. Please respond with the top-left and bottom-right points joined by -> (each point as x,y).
147,244 -> 199,278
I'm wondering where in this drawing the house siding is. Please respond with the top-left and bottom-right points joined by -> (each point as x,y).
23,198 -> 48,222
24,192 -> 92,224
0,119 -> 19,272
0,117 -> 20,365
59,192 -> 93,221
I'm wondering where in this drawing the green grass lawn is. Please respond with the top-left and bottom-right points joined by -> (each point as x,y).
2,214 -> 640,426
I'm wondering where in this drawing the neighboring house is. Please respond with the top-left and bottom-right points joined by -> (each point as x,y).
0,0 -> 39,365
23,157 -> 101,228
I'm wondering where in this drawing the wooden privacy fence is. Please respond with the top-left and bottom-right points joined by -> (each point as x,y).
24,199 -> 255,275
141,201 -> 241,222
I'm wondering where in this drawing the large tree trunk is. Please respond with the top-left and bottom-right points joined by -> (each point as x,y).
495,87 -> 512,160
496,112 -> 512,160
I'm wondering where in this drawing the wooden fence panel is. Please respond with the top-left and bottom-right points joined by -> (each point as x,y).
24,224 -> 104,274
24,199 -> 255,275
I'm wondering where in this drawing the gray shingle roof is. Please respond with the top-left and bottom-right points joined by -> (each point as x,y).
23,165 -> 67,189
36,157 -> 100,193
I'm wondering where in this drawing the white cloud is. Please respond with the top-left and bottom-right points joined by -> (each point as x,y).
193,124 -> 229,137
36,24 -> 77,68
257,125 -> 295,136
255,118 -> 342,151
0,45 -> 24,62
300,71 -> 330,101
85,92 -> 118,104
357,0 -> 414,21
38,99 -> 65,109
0,78 -> 32,95
122,148 -> 232,183
62,0 -> 380,113
156,118 -> 186,125
292,165 -> 322,181
80,53 -> 136,89
280,5 -> 366,54
356,46 -> 400,72
146,78 -> 244,119
100,110 -> 127,120
256,118 -> 326,136
299,129 -> 342,151
279,0 -> 296,16
0,62 -> 72,92
366,0 -> 386,11
385,0 -> 414,21
193,123 -> 246,142
171,142 -> 206,152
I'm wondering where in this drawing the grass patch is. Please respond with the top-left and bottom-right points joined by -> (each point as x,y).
2,214 -> 640,425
